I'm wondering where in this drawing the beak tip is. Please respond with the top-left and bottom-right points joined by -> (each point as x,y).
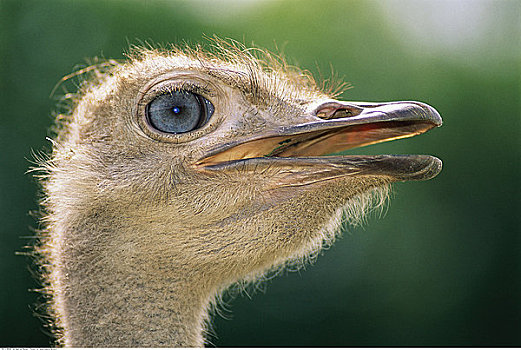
416,101 -> 443,127
408,154 -> 443,181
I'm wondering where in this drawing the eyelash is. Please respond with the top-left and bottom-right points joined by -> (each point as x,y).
158,82 -> 213,99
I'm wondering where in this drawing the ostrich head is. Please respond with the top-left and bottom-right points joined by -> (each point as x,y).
36,40 -> 442,347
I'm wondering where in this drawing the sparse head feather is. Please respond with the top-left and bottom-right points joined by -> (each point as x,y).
51,38 -> 348,138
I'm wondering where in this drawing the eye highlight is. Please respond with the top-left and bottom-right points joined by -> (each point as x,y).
146,90 -> 214,134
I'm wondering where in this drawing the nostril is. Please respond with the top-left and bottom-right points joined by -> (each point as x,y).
316,104 -> 362,120
332,108 -> 354,119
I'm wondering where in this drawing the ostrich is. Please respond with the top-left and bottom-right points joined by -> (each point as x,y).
34,40 -> 442,347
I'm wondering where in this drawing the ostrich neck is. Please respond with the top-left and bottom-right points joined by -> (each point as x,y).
54,209 -> 214,347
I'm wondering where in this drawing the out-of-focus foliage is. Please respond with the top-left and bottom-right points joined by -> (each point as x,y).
1,0 -> 519,346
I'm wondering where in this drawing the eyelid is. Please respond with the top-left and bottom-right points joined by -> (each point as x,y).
134,73 -> 225,143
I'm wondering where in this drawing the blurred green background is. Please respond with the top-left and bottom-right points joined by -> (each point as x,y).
1,0 -> 519,346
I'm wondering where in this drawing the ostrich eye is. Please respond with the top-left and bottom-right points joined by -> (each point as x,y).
146,91 -> 214,134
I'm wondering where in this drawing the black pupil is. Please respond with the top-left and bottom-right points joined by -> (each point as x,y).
147,91 -> 208,134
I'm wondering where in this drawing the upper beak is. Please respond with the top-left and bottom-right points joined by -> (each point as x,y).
195,100 -> 442,182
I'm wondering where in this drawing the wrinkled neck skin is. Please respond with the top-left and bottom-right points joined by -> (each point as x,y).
62,272 -> 210,347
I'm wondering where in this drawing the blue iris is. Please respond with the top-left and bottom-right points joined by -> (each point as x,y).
147,90 -> 214,134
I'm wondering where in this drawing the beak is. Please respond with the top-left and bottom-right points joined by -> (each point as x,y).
195,100 -> 442,184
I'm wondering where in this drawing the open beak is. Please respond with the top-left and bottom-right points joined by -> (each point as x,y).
195,101 -> 442,184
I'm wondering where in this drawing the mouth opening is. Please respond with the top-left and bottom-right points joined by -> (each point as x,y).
196,119 -> 437,167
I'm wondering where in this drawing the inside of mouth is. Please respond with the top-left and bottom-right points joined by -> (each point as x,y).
198,120 -> 435,166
